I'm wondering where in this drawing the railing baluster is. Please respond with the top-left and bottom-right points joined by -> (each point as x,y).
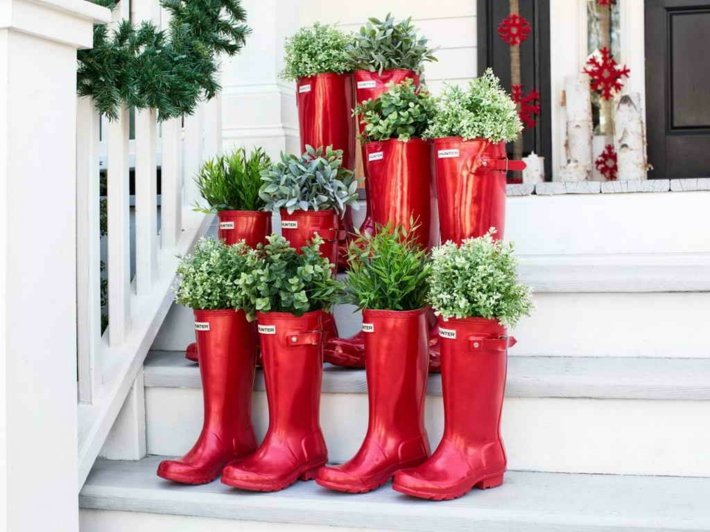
134,108 -> 158,294
183,107 -> 204,209
161,117 -> 183,249
77,97 -> 103,404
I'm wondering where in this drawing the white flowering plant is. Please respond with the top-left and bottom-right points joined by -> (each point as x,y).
282,23 -> 353,81
175,238 -> 257,313
425,69 -> 522,142
428,233 -> 532,327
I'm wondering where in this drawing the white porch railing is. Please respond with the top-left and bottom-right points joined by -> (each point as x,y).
74,0 -> 221,487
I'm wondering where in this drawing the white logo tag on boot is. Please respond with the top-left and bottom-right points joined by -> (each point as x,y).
357,80 -> 377,90
195,322 -> 210,332
437,149 -> 460,159
362,323 -> 375,333
439,328 -> 457,340
219,221 -> 234,230
368,151 -> 384,162
258,325 -> 276,335
281,220 -> 298,229
298,84 -> 311,93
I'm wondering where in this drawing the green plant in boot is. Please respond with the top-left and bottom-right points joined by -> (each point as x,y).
282,23 -> 354,81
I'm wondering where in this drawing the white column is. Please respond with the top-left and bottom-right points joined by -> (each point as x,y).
0,1 -> 110,531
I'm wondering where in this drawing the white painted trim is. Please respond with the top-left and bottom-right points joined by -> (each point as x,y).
619,0 -> 646,114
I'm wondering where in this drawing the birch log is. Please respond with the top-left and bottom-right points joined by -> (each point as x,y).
522,152 -> 544,184
614,93 -> 648,180
557,75 -> 593,181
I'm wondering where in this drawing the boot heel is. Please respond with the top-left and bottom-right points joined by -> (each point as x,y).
476,474 -> 504,490
299,466 -> 322,481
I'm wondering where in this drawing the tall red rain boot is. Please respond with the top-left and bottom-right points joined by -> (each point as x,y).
222,310 -> 328,491
393,317 -> 515,500
327,139 -> 432,368
158,310 -> 257,484
316,308 -> 430,493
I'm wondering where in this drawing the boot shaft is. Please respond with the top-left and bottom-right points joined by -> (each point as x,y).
279,209 -> 340,266
217,210 -> 271,247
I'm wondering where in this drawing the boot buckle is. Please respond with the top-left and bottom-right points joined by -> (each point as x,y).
287,330 -> 322,346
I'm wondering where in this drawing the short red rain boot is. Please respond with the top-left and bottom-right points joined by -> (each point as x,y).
158,309 -> 257,484
317,309 -> 430,493
393,317 -> 515,501
184,211 -> 271,363
221,310 -> 328,491
280,209 -> 340,266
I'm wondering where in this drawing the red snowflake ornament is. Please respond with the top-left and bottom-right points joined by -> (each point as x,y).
583,47 -> 630,100
512,85 -> 541,129
497,14 -> 531,46
595,144 -> 618,180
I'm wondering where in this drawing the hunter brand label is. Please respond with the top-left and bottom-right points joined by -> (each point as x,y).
437,149 -> 460,159
195,322 -> 210,332
357,80 -> 377,90
439,328 -> 457,340
298,84 -> 311,93
368,151 -> 384,162
362,323 -> 375,333
219,221 -> 234,230
281,220 -> 298,230
258,325 -> 276,335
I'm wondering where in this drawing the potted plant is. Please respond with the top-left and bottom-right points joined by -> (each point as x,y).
282,23 -> 356,171
316,225 -> 431,494
393,234 -> 532,500
425,69 -> 525,244
157,238 -> 259,485
350,13 -> 436,234
221,235 -> 340,492
185,147 -> 272,362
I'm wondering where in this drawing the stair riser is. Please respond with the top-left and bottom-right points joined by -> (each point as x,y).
146,387 -> 710,477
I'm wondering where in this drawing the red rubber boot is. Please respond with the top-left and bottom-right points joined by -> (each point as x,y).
316,309 -> 430,493
393,317 -> 515,501
158,310 -> 257,484
221,310 -> 328,491
184,211 -> 271,363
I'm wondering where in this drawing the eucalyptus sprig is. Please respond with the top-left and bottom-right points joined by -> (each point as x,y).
355,79 -> 436,142
425,69 -> 522,142
349,13 -> 437,75
259,146 -> 359,217
194,148 -> 270,213
238,234 -> 341,317
428,232 -> 532,326
282,23 -> 353,81
342,224 -> 430,311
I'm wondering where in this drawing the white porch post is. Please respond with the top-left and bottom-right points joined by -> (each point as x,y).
0,1 -> 110,531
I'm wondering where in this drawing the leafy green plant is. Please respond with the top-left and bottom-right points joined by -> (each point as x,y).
425,69 -> 522,142
238,234 -> 340,317
259,146 -> 359,216
282,23 -> 353,80
428,232 -> 532,327
194,147 -> 270,212
342,224 -> 430,311
175,237 -> 257,312
354,79 -> 436,142
349,14 -> 437,75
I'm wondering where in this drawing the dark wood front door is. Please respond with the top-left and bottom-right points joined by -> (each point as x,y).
646,0 -> 710,178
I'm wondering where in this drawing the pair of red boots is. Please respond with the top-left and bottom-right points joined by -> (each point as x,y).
158,309 -> 328,490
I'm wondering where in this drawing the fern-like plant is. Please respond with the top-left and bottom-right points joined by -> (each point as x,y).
354,79 -> 436,142
349,14 -> 437,75
282,23 -> 353,81
194,147 -> 270,212
259,146 -> 359,216
342,224 -> 430,311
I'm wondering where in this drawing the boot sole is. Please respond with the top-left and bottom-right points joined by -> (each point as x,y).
315,476 -> 389,494
221,462 -> 325,492
157,470 -> 219,485
392,473 -> 504,501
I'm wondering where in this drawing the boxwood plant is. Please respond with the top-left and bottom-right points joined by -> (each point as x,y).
428,232 -> 532,327
194,147 -> 270,213
259,145 -> 359,216
282,23 -> 353,80
354,78 -> 436,142
342,224 -> 430,311
349,13 -> 437,75
425,69 -> 522,142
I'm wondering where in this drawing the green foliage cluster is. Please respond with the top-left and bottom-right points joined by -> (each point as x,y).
239,235 -> 340,317
175,238 -> 257,312
425,69 -> 522,142
282,23 -> 353,81
259,146 -> 359,216
195,147 -> 270,212
79,0 -> 250,120
349,14 -> 437,75
355,79 -> 435,142
428,233 -> 532,326
342,225 -> 430,311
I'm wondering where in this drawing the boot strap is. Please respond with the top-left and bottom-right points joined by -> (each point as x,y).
481,157 -> 526,173
468,335 -> 517,352
286,330 -> 321,346
309,227 -> 342,242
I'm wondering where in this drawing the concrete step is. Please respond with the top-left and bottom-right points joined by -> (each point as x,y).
144,351 -> 710,477
80,456 -> 710,532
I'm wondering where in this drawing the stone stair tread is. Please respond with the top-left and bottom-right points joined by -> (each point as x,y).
144,350 -> 710,400
80,456 -> 710,532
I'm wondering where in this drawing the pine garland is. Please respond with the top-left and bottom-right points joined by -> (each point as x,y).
78,0 -> 250,121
